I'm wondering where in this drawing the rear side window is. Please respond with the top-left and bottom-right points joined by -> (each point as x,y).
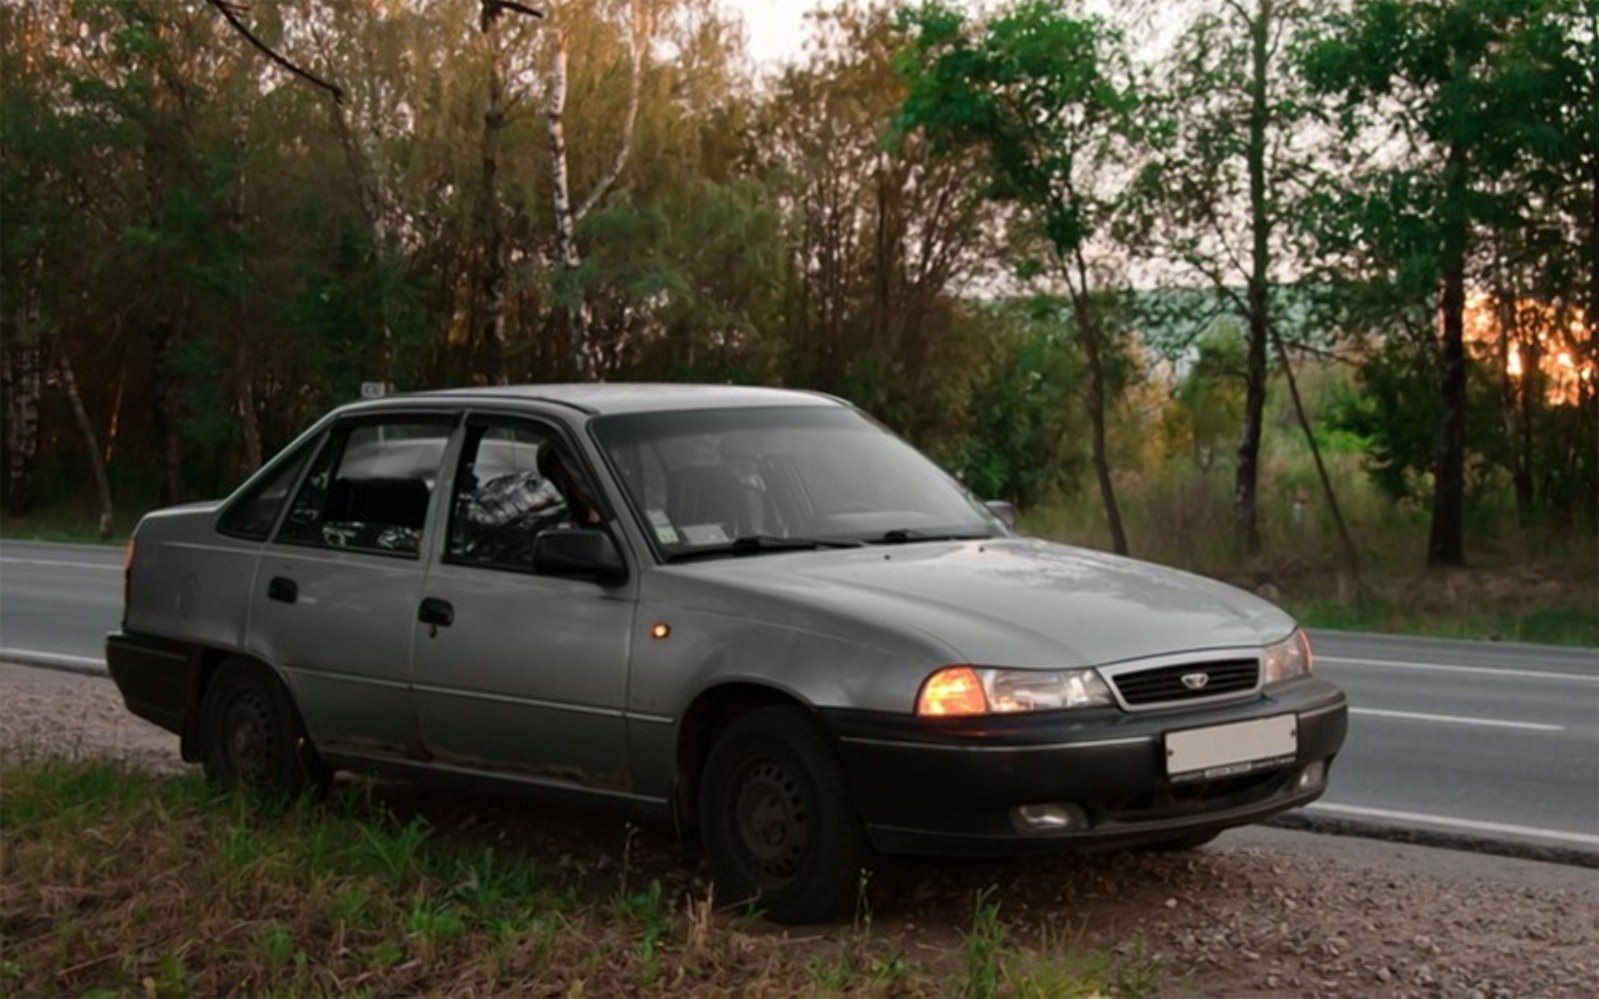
218,439 -> 317,540
276,417 -> 455,557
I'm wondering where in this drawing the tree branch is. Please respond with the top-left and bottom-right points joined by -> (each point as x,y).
480,0 -> 546,30
575,0 -> 651,223
205,0 -> 343,103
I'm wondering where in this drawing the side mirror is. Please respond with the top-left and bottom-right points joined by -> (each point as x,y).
532,528 -> 627,583
985,500 -> 1018,529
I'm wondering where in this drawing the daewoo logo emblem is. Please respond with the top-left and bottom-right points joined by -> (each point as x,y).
1181,672 -> 1211,691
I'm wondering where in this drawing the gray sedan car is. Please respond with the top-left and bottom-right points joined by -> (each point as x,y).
108,384 -> 1347,922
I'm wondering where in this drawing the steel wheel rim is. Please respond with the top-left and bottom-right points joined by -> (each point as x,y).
221,689 -> 274,787
731,758 -> 809,886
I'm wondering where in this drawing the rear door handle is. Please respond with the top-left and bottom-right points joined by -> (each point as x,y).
418,597 -> 454,635
267,576 -> 298,604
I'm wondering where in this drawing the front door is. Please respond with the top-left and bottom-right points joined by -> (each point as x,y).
249,414 -> 457,759
410,415 -> 636,791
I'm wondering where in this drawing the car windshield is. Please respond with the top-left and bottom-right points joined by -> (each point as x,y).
591,406 -> 1003,558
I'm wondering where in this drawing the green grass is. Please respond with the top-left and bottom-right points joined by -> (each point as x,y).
0,758 -> 1161,997
0,503 -> 137,545
1287,598 -> 1598,647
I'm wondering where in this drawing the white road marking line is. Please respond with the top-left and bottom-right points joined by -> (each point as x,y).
1319,656 -> 1599,684
1349,707 -> 1564,732
0,648 -> 108,669
0,557 -> 121,571
1308,802 -> 1599,848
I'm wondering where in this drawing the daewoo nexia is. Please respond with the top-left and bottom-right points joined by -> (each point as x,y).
109,384 -> 1347,922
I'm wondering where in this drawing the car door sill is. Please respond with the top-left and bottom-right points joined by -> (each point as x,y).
322,751 -> 672,816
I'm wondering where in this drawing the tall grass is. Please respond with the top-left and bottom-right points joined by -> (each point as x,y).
1023,366 -> 1598,646
0,758 -> 1163,997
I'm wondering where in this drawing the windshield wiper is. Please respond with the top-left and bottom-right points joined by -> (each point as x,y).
666,534 -> 864,562
866,528 -> 995,545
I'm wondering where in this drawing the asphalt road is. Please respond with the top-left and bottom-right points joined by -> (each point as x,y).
3,537 -> 1595,853
1308,630 -> 1598,852
0,539 -> 123,664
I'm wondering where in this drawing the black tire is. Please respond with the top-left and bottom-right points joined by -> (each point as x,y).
199,658 -> 328,800
1140,830 -> 1221,853
699,706 -> 868,924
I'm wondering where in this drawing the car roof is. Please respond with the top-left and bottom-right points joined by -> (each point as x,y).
343,383 -> 846,417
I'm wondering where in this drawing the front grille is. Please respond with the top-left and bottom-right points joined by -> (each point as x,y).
1111,658 -> 1258,706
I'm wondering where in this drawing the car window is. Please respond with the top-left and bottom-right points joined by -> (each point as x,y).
445,422 -> 602,572
276,418 -> 454,557
593,406 -> 1000,555
218,436 -> 317,540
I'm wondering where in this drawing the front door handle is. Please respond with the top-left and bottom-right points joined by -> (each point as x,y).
267,576 -> 298,604
418,597 -> 454,635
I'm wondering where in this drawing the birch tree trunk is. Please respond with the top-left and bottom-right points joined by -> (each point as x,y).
546,32 -> 586,375
546,1 -> 651,378
236,335 -> 264,473
2,332 -> 41,515
56,344 -> 114,539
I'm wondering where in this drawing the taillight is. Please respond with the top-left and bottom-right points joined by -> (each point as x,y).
123,539 -> 135,614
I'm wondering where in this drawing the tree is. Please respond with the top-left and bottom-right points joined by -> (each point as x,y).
897,0 -> 1142,553
544,0 -> 653,376
1301,0 -> 1581,565
1136,0 -> 1329,553
476,0 -> 543,384
757,5 -> 998,442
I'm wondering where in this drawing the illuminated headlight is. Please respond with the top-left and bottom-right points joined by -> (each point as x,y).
1262,629 -> 1313,685
917,665 -> 1114,716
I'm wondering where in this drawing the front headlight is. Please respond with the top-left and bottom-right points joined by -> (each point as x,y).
1262,629 -> 1313,685
916,665 -> 1114,716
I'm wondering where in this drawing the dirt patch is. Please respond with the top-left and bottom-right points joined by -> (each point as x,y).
4,661 -> 1596,997
0,661 -> 182,774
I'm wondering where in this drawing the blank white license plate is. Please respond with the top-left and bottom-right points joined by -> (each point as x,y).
1165,714 -> 1297,783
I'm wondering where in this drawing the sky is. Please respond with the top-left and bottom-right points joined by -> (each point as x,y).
720,1 -> 822,69
718,2 -> 1174,71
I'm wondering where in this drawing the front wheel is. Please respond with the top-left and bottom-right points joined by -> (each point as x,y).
199,658 -> 327,800
699,706 -> 868,924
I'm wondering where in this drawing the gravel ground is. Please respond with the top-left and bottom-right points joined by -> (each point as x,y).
4,660 -> 1596,997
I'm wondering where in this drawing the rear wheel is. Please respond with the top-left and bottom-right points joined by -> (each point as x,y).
199,659 -> 327,800
699,706 -> 867,924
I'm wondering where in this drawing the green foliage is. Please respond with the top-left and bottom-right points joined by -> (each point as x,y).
896,0 -> 1138,263
0,0 -> 1592,585
1295,0 -> 1596,554
1324,339 -> 1443,502
949,298 -> 1087,506
963,887 -> 1008,999
1168,326 -> 1248,467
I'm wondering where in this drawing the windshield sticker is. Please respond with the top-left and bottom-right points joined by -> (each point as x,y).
680,523 -> 731,546
647,508 -> 680,545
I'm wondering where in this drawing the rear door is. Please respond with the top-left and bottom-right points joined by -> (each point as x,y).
409,413 -> 636,790
249,412 -> 458,759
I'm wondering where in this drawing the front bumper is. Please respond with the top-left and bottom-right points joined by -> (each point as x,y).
822,677 -> 1347,855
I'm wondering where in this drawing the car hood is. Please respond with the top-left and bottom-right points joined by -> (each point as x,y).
663,537 -> 1295,668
